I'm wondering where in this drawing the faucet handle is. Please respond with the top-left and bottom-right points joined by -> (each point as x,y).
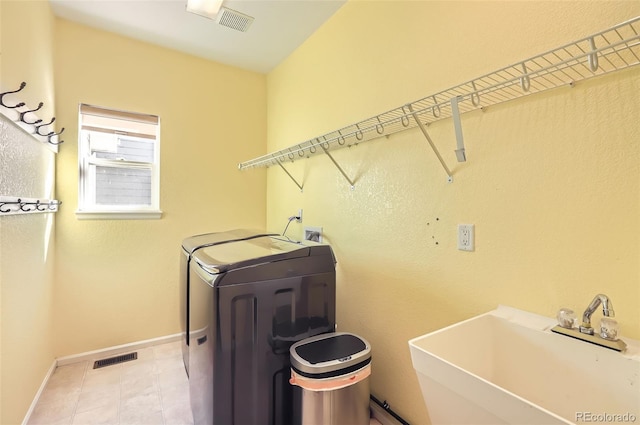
556,308 -> 576,329
600,317 -> 620,341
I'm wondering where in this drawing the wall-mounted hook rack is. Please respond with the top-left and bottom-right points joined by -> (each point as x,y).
239,16 -> 640,188
0,81 -> 64,149
0,196 -> 61,215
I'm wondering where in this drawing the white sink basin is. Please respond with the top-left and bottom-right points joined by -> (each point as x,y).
409,306 -> 640,425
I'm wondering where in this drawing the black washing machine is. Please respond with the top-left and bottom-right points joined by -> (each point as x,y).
180,230 -> 336,425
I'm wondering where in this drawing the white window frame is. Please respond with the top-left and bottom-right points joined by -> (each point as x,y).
76,104 -> 162,220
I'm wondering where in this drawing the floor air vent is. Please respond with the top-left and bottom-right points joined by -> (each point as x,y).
93,352 -> 137,369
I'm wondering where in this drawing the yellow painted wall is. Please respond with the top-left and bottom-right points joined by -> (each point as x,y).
0,0 -> 56,120
0,1 -> 57,423
266,2 -> 640,423
53,20 -> 267,356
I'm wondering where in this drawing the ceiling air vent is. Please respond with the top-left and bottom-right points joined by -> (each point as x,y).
216,7 -> 254,32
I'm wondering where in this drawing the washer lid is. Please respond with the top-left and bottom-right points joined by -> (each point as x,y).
192,235 -> 311,274
181,229 -> 277,255
290,332 -> 371,377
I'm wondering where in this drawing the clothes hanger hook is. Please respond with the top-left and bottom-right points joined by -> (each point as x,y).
19,102 -> 44,125
0,82 -> 27,109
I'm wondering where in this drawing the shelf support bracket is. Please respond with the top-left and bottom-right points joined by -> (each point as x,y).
276,160 -> 304,192
322,145 -> 355,190
451,96 -> 467,162
407,104 -> 453,183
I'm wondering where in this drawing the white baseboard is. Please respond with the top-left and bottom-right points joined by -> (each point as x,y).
56,333 -> 182,366
22,359 -> 57,425
23,333 -> 183,424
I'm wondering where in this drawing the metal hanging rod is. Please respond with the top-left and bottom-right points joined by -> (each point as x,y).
239,16 -> 640,184
0,81 -> 65,147
0,196 -> 61,216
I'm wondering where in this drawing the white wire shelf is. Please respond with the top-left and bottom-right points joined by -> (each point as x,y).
238,16 -> 640,183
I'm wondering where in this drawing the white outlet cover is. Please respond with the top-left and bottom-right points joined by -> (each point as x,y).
458,224 -> 475,251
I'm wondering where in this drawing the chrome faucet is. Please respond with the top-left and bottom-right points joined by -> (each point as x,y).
579,293 -> 614,335
551,293 -> 627,352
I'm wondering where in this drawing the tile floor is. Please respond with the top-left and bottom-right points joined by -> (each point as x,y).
28,341 -> 383,425
28,341 -> 192,425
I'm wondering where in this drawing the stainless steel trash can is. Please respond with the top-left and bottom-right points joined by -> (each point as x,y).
290,332 -> 371,425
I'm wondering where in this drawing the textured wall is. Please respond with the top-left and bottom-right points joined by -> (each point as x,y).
0,117 -> 57,425
0,1 -> 57,423
266,2 -> 640,424
53,19 -> 267,357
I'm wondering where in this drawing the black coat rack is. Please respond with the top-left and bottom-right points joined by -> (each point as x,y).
1,81 -> 63,216
0,81 -> 64,145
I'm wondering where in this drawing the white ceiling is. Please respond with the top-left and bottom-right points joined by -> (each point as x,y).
49,0 -> 346,74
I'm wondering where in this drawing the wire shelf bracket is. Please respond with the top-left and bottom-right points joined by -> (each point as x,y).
276,160 -> 304,192
408,103 -> 453,183
322,143 -> 356,190
239,16 -> 640,186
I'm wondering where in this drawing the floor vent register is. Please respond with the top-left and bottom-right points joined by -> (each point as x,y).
93,352 -> 138,369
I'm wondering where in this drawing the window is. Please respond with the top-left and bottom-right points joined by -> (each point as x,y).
77,104 -> 161,219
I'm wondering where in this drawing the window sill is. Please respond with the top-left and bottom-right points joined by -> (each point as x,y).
75,210 -> 163,220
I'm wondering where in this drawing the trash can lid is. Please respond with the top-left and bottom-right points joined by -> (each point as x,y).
290,332 -> 371,378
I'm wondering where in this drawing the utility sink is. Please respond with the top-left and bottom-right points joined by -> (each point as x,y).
409,306 -> 640,424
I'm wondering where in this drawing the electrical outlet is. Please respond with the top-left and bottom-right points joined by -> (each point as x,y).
296,209 -> 303,223
304,226 -> 323,243
458,224 -> 474,251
